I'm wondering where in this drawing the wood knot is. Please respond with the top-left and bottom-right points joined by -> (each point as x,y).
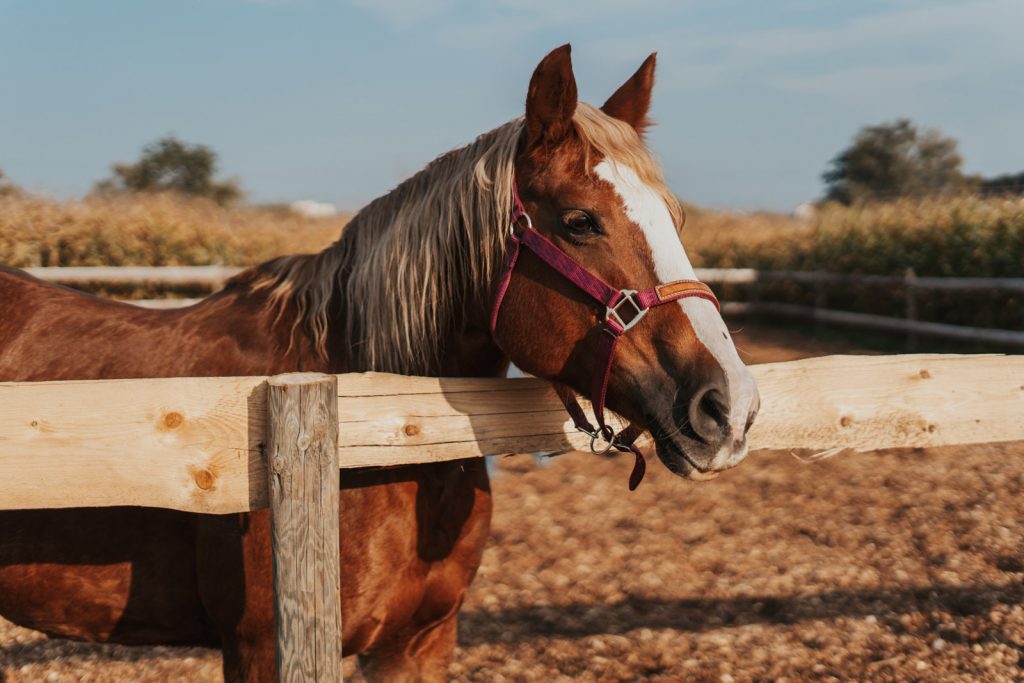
29,420 -> 38,428
839,416 -> 853,428
403,424 -> 420,437
927,424 -> 937,433
918,369 -> 932,379
161,412 -> 184,430
193,468 -> 215,490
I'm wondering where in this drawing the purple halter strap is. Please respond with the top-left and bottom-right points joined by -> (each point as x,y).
490,182 -> 720,490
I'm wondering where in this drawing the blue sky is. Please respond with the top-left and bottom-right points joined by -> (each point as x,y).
2,0 -> 1022,211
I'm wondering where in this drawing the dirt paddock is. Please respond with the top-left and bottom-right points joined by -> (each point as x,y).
2,323 -> 1022,682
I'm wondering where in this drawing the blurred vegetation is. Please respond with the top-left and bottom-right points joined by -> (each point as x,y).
979,171 -> 1024,197
690,196 -> 1024,277
3,190 -> 1020,278
0,192 -> 346,268
0,186 -> 1020,335
686,196 -> 1024,336
822,119 -> 966,205
94,136 -> 242,205
0,170 -> 21,198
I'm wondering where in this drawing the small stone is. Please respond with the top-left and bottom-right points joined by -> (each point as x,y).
865,615 -> 878,625
916,660 -> 928,670
932,638 -> 946,651
721,675 -> 735,683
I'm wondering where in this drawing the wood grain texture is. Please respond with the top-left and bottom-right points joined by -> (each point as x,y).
266,373 -> 341,683
0,375 -> 268,513
747,354 -> 1024,452
1,355 -> 1022,514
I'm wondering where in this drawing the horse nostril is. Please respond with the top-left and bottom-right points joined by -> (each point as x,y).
689,387 -> 730,444
702,389 -> 729,429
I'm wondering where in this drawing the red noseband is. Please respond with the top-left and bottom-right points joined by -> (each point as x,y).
490,182 -> 721,490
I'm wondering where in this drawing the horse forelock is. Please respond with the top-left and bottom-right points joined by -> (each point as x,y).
572,103 -> 684,229
247,103 -> 678,375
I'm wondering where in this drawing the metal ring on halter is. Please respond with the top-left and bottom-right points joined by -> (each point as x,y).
510,212 -> 533,236
588,424 -> 617,455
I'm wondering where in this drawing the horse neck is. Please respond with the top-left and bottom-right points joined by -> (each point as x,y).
435,310 -> 509,378
318,250 -> 509,379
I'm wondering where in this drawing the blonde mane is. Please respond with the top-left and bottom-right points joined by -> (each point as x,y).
253,102 -> 679,374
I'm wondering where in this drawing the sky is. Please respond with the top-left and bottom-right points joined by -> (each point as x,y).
2,0 -> 1022,212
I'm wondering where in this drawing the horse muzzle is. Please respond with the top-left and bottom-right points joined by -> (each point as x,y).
648,370 -> 760,478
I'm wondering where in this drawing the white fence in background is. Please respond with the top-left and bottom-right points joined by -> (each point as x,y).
25,265 -> 1024,348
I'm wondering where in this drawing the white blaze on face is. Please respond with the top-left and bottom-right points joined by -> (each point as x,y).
594,159 -> 758,465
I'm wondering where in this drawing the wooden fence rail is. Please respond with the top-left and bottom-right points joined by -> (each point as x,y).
27,265 -> 1024,344
722,302 -> 1024,348
25,265 -> 242,286
2,354 -> 1023,514
696,268 -> 1024,348
27,264 -> 1024,293
695,268 -> 1024,292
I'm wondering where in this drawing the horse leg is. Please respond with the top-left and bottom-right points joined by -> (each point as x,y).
195,511 -> 277,683
357,612 -> 459,683
219,620 -> 277,683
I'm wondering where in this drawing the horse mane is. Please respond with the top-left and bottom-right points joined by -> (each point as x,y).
247,103 -> 680,375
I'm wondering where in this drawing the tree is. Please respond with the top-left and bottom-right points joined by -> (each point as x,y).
978,171 -> 1024,197
822,119 -> 964,204
0,170 -> 20,197
95,136 -> 241,204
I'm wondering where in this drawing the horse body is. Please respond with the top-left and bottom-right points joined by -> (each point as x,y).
0,45 -> 760,681
0,266 -> 496,680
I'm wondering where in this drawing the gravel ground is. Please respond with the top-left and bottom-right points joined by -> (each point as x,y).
3,323 -> 1022,682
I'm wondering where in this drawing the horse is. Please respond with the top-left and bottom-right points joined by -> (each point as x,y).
0,45 -> 759,681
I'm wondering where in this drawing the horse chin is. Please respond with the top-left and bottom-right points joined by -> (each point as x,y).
651,438 -> 700,481
652,437 -> 719,481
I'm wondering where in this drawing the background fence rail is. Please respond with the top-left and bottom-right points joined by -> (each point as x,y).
26,265 -> 1024,345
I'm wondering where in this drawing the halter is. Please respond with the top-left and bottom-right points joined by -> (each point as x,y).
490,182 -> 720,490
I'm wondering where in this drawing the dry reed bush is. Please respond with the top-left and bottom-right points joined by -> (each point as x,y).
3,192 -> 1022,280
692,195 -> 1024,277
0,193 -> 348,268
682,203 -> 812,268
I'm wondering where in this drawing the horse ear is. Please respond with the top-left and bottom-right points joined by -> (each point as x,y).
601,53 -> 656,135
525,44 -> 578,150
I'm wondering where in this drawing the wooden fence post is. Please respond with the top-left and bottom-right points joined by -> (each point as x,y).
905,268 -> 919,352
267,373 -> 342,683
813,285 -> 827,335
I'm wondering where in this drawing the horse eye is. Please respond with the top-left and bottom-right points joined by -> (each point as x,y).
561,210 -> 600,236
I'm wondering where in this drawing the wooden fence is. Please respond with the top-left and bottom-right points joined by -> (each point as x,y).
2,355 -> 1024,679
695,268 -> 1024,349
27,265 -> 1024,345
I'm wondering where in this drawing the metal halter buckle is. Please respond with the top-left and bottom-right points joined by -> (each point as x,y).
606,290 -> 648,332
587,424 -> 617,455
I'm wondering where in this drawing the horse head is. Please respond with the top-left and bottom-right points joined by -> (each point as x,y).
493,45 -> 760,479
